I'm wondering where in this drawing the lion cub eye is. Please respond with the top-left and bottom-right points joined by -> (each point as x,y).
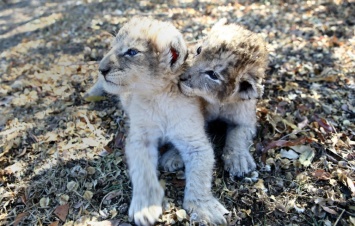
196,46 -> 202,55
205,70 -> 218,80
124,49 -> 139,56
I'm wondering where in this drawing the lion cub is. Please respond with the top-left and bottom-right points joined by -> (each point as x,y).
87,17 -> 228,225
163,22 -> 268,177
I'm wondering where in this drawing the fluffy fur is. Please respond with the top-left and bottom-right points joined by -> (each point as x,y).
161,22 -> 268,177
85,17 -> 228,225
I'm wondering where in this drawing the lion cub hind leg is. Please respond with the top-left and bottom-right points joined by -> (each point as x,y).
171,129 -> 228,224
159,146 -> 184,172
126,130 -> 164,226
223,125 -> 256,177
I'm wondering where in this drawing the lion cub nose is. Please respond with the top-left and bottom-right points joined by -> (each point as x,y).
180,74 -> 191,82
99,67 -> 110,77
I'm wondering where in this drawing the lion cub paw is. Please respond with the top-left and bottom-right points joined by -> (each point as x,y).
223,147 -> 256,178
184,196 -> 228,225
159,148 -> 184,172
129,185 -> 164,226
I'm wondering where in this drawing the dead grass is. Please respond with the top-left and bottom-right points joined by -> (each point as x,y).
0,0 -> 354,225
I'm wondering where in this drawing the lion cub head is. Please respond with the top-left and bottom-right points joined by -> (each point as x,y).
98,17 -> 188,95
180,22 -> 268,104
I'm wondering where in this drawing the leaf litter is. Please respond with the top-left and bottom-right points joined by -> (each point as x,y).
0,0 -> 354,225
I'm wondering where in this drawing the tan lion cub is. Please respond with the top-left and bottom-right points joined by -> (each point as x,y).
161,22 -> 268,177
87,17 -> 228,225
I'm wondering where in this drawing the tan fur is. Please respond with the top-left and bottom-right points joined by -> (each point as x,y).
86,17 -> 228,225
162,22 -> 268,177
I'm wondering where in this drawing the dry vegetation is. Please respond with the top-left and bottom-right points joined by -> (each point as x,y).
0,0 -> 354,225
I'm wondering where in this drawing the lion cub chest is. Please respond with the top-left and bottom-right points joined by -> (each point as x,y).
126,92 -> 203,134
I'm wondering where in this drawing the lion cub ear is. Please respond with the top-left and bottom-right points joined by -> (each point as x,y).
153,24 -> 188,73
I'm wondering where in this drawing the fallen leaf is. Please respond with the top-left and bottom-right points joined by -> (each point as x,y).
337,170 -> 355,196
346,176 -> 355,196
87,220 -> 120,226
315,117 -> 335,133
312,169 -> 331,180
67,181 -> 78,191
83,191 -> 93,200
263,137 -> 313,152
253,179 -> 267,192
13,212 -> 28,226
82,137 -> 100,147
54,203 -> 69,222
59,194 -> 69,205
114,132 -> 125,149
40,197 -> 50,208
176,209 -> 187,221
87,166 -> 96,175
280,149 -> 299,159
321,206 -> 338,215
298,146 -> 315,167
104,190 -> 122,201
349,216 -> 355,225
49,221 -> 59,226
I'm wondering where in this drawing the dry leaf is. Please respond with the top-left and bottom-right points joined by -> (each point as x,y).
253,179 -> 267,192
321,206 -> 338,215
296,146 -> 315,167
13,212 -> 28,226
82,137 -> 100,147
349,216 -> 355,225
346,176 -> 355,196
315,117 -> 335,133
49,221 -> 59,226
87,220 -> 120,226
280,149 -> 299,159
263,137 -> 313,152
59,194 -> 69,205
312,169 -> 331,180
176,209 -> 187,221
40,197 -> 50,208
104,190 -> 122,201
83,190 -> 94,200
87,166 -> 96,175
54,203 -> 69,222
67,181 -> 79,191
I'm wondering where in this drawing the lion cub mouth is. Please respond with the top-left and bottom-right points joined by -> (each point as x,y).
179,82 -> 194,96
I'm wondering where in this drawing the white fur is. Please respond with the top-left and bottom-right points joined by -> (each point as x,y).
163,22 -> 268,177
85,17 -> 228,225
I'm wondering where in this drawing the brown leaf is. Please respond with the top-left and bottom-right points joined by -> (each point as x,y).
346,177 -> 355,196
104,190 -> 122,201
54,203 -> 69,222
315,117 -> 335,133
321,206 -> 338,215
172,178 -> 186,187
49,221 -> 59,226
13,212 -> 28,226
312,169 -> 331,180
263,137 -> 313,152
114,132 -> 125,149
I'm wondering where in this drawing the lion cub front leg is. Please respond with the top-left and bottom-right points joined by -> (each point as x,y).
223,124 -> 256,177
171,130 -> 228,224
126,129 -> 164,226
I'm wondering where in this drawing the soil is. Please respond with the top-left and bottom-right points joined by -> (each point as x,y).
0,0 -> 354,225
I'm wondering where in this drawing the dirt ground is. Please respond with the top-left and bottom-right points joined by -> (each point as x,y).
0,0 -> 354,225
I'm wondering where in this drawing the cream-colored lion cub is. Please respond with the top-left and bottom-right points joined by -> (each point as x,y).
86,17 -> 228,225
176,22 -> 268,177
